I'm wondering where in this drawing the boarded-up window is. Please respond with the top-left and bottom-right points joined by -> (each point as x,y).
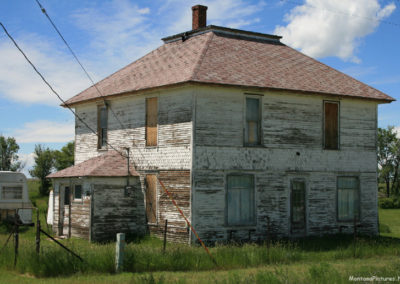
146,175 -> 157,223
146,97 -> 158,146
2,186 -> 23,199
324,101 -> 339,149
245,97 -> 261,145
64,187 -> 70,206
338,177 -> 359,221
74,185 -> 82,200
98,105 -> 108,149
227,174 -> 255,226
291,180 -> 305,228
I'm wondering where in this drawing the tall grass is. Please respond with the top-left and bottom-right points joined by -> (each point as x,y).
1,235 -> 400,277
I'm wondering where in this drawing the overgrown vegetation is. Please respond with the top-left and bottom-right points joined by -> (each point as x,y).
29,141 -> 74,196
1,234 -> 400,278
378,126 -> 400,197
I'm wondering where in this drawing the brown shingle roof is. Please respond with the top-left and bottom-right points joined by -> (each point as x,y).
64,26 -> 394,106
47,150 -> 138,178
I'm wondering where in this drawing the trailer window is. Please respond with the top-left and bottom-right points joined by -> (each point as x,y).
2,186 -> 23,200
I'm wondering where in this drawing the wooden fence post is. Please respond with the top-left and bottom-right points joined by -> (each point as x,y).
266,216 -> 271,261
36,210 -> 40,254
163,219 -> 168,253
353,216 -> 357,257
115,233 -> 125,273
14,216 -> 19,268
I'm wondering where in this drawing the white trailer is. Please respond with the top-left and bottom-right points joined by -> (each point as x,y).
0,171 -> 33,223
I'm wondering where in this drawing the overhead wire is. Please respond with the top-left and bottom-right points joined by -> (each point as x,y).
6,1 -> 217,261
34,0 -> 126,130
0,22 -> 127,159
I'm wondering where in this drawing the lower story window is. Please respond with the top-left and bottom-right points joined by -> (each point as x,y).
74,185 -> 82,200
227,174 -> 255,226
337,177 -> 359,221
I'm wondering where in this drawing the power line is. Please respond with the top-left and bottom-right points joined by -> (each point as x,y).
0,22 -> 126,159
35,0 -> 126,130
2,17 -> 215,259
281,0 -> 400,28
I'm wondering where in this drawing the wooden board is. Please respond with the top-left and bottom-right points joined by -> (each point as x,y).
146,175 -> 157,224
146,97 -> 158,146
324,102 -> 339,149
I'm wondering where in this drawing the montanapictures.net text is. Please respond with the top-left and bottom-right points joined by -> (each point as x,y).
349,276 -> 399,282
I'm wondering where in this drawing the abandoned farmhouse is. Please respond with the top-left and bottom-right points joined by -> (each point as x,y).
48,5 -> 394,243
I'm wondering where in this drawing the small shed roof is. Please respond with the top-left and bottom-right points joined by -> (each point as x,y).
47,150 -> 139,178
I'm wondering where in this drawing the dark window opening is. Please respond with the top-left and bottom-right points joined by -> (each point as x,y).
74,185 -> 82,200
64,187 -> 70,205
98,105 -> 108,149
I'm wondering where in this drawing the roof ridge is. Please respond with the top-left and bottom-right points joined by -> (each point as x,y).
190,32 -> 214,80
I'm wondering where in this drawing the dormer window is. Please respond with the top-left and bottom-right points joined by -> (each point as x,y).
97,104 -> 108,149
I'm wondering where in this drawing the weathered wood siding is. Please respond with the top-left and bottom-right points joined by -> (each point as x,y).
74,86 -> 193,242
91,177 -> 146,242
145,170 -> 191,243
51,178 -> 91,239
192,86 -> 379,242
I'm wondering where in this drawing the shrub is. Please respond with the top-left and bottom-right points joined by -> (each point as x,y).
379,197 -> 400,209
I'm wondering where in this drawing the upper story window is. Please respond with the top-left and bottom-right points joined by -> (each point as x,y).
146,97 -> 158,147
337,177 -> 359,221
245,97 -> 261,146
226,174 -> 255,226
97,104 -> 108,149
324,101 -> 339,150
2,186 -> 22,200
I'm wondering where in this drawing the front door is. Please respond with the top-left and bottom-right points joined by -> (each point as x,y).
290,180 -> 306,236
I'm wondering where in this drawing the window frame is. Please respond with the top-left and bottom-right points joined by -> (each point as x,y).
290,178 -> 306,228
73,184 -> 82,201
97,103 -> 108,150
225,173 -> 256,227
1,184 -> 23,200
336,176 -> 360,222
323,100 -> 340,150
244,94 -> 262,147
64,186 -> 71,206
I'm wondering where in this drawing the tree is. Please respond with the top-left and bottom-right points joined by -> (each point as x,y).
0,135 -> 22,171
53,141 -> 74,171
29,144 -> 54,196
377,126 -> 400,197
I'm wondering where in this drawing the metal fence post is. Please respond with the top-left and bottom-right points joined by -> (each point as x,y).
115,233 -> 125,273
163,219 -> 168,253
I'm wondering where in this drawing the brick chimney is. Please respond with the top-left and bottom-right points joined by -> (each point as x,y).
192,5 -> 208,30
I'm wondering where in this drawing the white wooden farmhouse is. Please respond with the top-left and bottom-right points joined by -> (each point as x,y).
48,5 -> 394,243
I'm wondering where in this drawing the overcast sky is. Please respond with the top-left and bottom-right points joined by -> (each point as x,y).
0,0 -> 399,176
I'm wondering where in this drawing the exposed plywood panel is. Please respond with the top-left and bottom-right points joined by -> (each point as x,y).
146,175 -> 157,224
146,97 -> 158,146
324,102 -> 339,150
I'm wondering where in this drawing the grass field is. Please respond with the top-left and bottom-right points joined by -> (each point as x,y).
1,181 -> 400,283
